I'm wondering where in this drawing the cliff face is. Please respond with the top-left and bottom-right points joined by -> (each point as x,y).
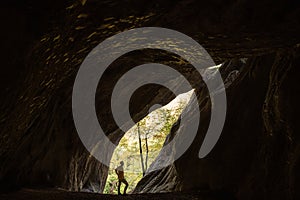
0,0 -> 299,198
134,49 -> 300,200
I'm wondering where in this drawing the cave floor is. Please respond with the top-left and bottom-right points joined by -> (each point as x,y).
0,188 -> 232,200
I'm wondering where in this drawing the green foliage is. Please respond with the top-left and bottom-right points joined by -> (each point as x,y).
104,92 -> 192,194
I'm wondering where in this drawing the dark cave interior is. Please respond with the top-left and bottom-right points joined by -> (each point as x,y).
0,0 -> 300,200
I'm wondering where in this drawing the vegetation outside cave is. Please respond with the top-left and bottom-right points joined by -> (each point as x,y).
103,90 -> 193,194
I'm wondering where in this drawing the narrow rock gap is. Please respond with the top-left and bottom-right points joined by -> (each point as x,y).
104,90 -> 194,194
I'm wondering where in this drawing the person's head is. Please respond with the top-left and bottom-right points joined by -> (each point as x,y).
120,161 -> 124,166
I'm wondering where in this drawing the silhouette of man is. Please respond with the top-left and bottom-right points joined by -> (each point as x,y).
115,161 -> 129,195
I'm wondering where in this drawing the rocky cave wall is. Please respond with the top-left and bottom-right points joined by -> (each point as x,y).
134,48 -> 300,200
0,0 -> 299,198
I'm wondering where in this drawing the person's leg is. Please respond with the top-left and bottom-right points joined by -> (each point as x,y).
123,179 -> 129,195
117,180 -> 121,195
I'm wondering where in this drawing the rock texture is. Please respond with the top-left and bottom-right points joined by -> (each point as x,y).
135,49 -> 300,200
0,0 -> 299,199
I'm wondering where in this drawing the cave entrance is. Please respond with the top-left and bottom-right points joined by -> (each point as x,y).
103,90 -> 193,194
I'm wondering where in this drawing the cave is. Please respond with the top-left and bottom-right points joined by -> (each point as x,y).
0,0 -> 300,200
104,90 -> 193,194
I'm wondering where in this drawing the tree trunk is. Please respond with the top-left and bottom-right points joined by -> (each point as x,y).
137,122 -> 146,176
145,133 -> 149,171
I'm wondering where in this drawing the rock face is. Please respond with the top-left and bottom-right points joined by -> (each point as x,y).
135,50 -> 300,200
0,0 -> 299,199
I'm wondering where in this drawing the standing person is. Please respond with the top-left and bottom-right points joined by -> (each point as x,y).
115,161 -> 129,195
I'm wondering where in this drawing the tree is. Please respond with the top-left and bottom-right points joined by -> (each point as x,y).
104,94 -> 192,194
137,122 -> 146,176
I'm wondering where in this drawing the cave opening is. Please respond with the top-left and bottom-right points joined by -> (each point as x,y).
103,90 -> 194,194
